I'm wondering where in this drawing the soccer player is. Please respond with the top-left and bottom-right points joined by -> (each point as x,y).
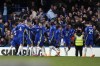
54,25 -> 62,56
62,25 -> 72,56
7,24 -> 19,55
16,20 -> 28,56
38,23 -> 47,56
48,22 -> 60,56
25,22 -> 34,56
83,22 -> 95,57
33,22 -> 46,56
32,22 -> 41,56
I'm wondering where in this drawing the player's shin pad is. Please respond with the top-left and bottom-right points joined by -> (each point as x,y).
41,47 -> 47,56
17,45 -> 21,55
48,46 -> 53,56
84,47 -> 87,56
20,46 -> 23,56
26,45 -> 29,56
30,46 -> 34,56
37,46 -> 41,56
64,48 -> 67,55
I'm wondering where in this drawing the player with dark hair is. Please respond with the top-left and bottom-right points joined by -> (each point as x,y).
48,22 -> 60,56
16,20 -> 29,56
83,22 -> 95,57
62,25 -> 72,56
37,23 -> 47,56
54,25 -> 62,56
7,24 -> 19,55
25,22 -> 34,56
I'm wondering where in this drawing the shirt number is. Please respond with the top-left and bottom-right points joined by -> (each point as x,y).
19,27 -> 22,31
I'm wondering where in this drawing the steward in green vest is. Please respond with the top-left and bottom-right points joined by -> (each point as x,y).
75,35 -> 83,46
74,29 -> 84,57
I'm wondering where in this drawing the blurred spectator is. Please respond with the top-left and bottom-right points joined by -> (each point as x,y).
95,33 -> 100,47
0,18 -> 5,37
5,30 -> 11,46
37,8 -> 45,20
2,3 -> 8,23
30,8 -> 37,20
46,5 -> 57,20
93,26 -> 99,46
20,8 -> 27,19
0,38 -> 6,47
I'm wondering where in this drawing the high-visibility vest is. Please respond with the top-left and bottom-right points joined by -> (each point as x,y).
75,35 -> 83,46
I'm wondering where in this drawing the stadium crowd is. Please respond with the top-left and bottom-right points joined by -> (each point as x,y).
0,0 -> 100,47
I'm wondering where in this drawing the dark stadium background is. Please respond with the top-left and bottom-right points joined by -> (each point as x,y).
0,0 -> 99,12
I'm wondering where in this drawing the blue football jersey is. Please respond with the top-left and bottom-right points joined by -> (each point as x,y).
85,26 -> 93,39
54,29 -> 61,41
16,23 -> 28,37
62,28 -> 72,39
12,27 -> 18,38
49,25 -> 56,41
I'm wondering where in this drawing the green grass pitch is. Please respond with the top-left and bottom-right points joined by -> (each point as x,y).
0,56 -> 100,66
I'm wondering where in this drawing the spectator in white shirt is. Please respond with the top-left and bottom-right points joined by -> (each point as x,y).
3,3 -> 8,23
46,5 -> 57,20
30,8 -> 37,20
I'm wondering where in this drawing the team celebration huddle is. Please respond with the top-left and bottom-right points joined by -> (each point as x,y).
6,18 -> 95,57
